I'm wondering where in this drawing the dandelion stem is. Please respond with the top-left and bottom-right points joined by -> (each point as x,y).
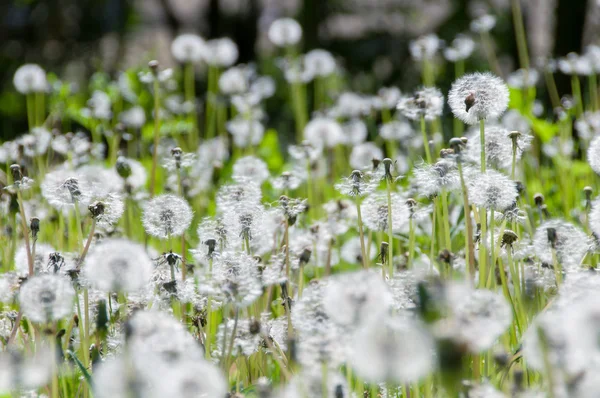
16,190 -> 34,276
77,219 -> 96,268
386,178 -> 394,276
420,115 -> 432,164
150,78 -> 161,197
355,198 -> 368,269
510,0 -> 530,70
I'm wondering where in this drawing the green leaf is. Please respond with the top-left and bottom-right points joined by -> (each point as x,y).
529,117 -> 559,143
67,350 -> 93,387
258,129 -> 284,172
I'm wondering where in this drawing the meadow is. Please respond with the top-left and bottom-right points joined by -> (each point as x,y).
1,6 -> 600,398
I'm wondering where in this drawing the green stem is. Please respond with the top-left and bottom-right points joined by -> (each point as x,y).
420,115 -> 432,163
150,79 -> 161,197
356,199 -> 368,269
386,179 -> 394,277
511,0 -> 530,70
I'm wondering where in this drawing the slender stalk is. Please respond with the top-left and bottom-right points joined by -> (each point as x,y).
441,189 -> 452,251
385,179 -> 394,277
478,208 -> 488,289
149,78 -> 161,197
355,199 -> 368,268
420,115 -> 432,163
408,217 -> 416,268
16,190 -> 34,276
590,74 -> 599,111
511,0 -> 530,70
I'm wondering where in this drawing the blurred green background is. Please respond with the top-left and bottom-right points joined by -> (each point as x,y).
0,0 -> 593,141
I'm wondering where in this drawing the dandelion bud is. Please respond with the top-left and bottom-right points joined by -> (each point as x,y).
382,158 -> 394,180
508,130 -> 521,143
515,181 -> 525,195
148,60 -> 159,75
299,248 -> 312,266
171,147 -> 183,169
62,177 -> 81,202
204,238 -> 217,257
464,92 -> 476,112
249,319 -> 261,335
88,201 -> 105,218
379,241 -> 389,265
438,249 -> 454,264
534,193 -> 544,207
372,158 -> 381,170
501,230 -> 519,248
30,217 -> 40,239
448,137 -> 464,152
584,186 -> 593,204
540,204 -> 550,218
10,164 -> 22,182
116,156 -> 132,179
546,227 -> 558,249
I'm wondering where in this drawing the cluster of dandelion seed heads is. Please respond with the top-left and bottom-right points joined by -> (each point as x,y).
448,72 -> 510,124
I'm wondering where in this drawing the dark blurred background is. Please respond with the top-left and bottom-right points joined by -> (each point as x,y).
0,0 -> 596,140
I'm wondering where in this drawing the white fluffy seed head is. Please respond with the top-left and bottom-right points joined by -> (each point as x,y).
304,49 -> 336,77
13,64 -> 47,94
467,170 -> 518,211
533,220 -> 589,271
591,196 -> 600,239
379,120 -> 413,141
464,124 -> 532,171
443,34 -> 475,62
322,269 -> 394,329
349,142 -> 383,170
349,314 -> 435,383
361,192 -> 410,233
218,66 -> 248,95
304,117 -> 345,148
409,34 -> 441,61
205,38 -> 238,67
448,72 -> 509,125
268,18 -> 302,47
589,136 -> 600,175
397,87 -> 444,121
232,156 -> 270,184
19,274 -> 74,323
171,33 -> 206,63
84,239 -> 153,292
142,194 -> 193,239
412,159 -> 461,198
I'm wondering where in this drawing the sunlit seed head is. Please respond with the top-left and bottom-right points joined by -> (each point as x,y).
443,34 -> 475,62
218,66 -> 249,95
467,170 -> 518,211
361,192 -> 410,233
13,64 -> 47,94
15,243 -> 56,277
412,159 -> 461,198
232,155 -> 270,184
205,38 -> 239,67
322,269 -> 393,328
19,274 -> 74,323
304,117 -> 345,149
589,136 -> 600,175
533,220 -> 589,271
507,68 -> 539,89
397,87 -> 444,121
304,49 -> 336,77
226,116 -> 265,148
448,72 -> 509,125
268,18 -> 302,47
409,34 -> 441,61
350,314 -> 435,383
142,194 -> 193,239
84,239 -> 153,292
171,33 -> 206,63
464,124 -> 532,171
349,142 -> 383,170
470,14 -> 496,33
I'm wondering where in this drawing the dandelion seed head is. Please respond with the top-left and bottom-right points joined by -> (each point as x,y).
218,66 -> 248,95
533,220 -> 589,271
277,371 -> 349,398
0,348 -> 54,392
349,142 -> 383,170
558,53 -> 593,76
226,116 -> 265,147
268,18 -> 302,47
271,168 -> 304,191
343,119 -> 368,145
304,117 -> 345,149
211,251 -> 263,308
409,34 -> 441,61
213,318 -> 261,357
397,87 -> 444,121
412,159 -> 461,198
448,72 -> 509,124
589,136 -> 600,175
323,270 -> 393,329
13,64 -> 47,94
120,106 -> 146,129
340,237 -> 377,265
142,194 -> 193,239
466,383 -> 506,398
19,274 -> 74,323
470,14 -> 496,33
443,34 -> 475,62
304,49 -> 336,77
350,314 -> 434,383
171,33 -> 206,63
83,90 -> 112,120
205,38 -> 238,67
362,192 -> 410,233
379,120 -> 413,142
436,283 -> 512,352
330,92 -> 373,118
84,239 -> 153,292
153,360 -> 228,398
507,68 -> 539,88
464,124 -> 532,171
467,170 -> 518,211
502,109 -> 531,135
14,243 -> 56,277
232,156 -> 270,184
